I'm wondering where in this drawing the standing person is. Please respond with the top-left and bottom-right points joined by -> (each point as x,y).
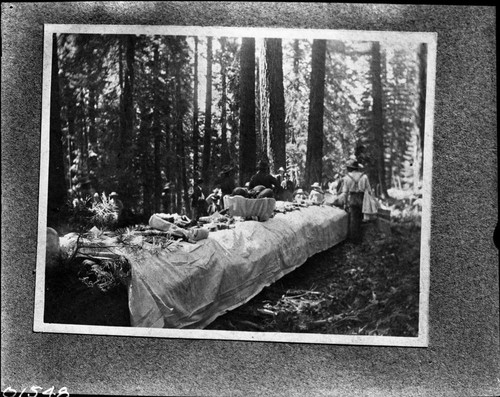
190,178 -> 207,221
249,160 -> 279,191
281,173 -> 295,202
217,165 -> 236,197
216,165 -> 236,209
109,192 -> 124,224
274,167 -> 286,200
341,159 -> 371,243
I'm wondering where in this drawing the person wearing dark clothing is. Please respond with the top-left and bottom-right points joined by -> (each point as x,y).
281,173 -> 295,202
215,165 -> 236,209
249,160 -> 279,191
341,159 -> 371,243
191,179 -> 208,221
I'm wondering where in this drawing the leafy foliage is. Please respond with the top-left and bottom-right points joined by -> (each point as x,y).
56,33 -> 425,222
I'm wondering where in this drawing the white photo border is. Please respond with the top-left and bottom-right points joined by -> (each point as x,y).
35,24 -> 436,347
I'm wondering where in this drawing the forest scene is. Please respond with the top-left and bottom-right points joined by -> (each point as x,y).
44,31 -> 428,337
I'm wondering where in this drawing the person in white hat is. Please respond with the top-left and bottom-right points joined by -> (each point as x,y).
293,188 -> 307,204
308,182 -> 325,205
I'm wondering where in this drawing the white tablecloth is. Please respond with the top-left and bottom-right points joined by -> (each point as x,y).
125,205 -> 348,329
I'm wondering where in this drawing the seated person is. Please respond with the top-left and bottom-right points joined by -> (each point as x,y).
293,188 -> 307,204
109,192 -> 124,218
206,188 -> 222,215
308,182 -> 325,205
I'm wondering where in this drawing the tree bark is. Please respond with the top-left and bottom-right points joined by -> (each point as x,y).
192,36 -> 200,177
259,38 -> 286,173
139,107 -> 153,218
175,49 -> 190,215
119,35 -> 136,201
47,33 -> 68,229
152,40 -> 163,212
201,37 -> 213,191
418,43 -> 427,179
220,37 -> 230,166
163,38 -> 173,213
239,37 -> 256,185
305,39 -> 326,187
370,41 -> 388,198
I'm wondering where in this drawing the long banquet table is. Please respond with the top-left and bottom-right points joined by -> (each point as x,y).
125,204 -> 348,329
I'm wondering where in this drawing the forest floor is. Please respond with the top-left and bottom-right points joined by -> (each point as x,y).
44,220 -> 420,337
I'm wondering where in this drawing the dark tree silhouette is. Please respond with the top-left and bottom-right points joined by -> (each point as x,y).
201,37 -> 213,191
305,39 -> 326,186
260,38 -> 286,173
47,34 -> 68,230
239,37 -> 256,185
370,41 -> 388,198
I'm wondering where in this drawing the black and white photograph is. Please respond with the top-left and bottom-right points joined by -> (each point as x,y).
3,3 -> 498,396
36,24 -> 435,346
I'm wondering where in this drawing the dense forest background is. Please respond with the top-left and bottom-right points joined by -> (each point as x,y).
47,33 -> 427,229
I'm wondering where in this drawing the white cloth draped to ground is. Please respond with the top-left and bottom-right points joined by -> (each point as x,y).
125,204 -> 348,329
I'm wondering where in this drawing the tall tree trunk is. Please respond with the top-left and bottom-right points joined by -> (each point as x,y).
175,54 -> 191,215
258,40 -> 269,163
47,34 -> 68,229
88,87 -> 96,145
305,39 -> 326,187
239,37 -> 256,185
290,39 -> 301,145
163,39 -> 173,214
119,35 -> 135,202
139,108 -> 153,218
293,39 -> 300,77
201,37 -> 213,191
259,38 -> 286,173
370,41 -> 388,198
78,94 -> 89,182
219,37 -> 230,166
152,40 -> 163,212
254,45 -> 262,162
418,43 -> 427,180
192,36 -> 200,177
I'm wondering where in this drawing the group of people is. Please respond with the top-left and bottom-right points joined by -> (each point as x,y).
189,156 -> 379,242
71,157 -> 376,242
70,178 -> 129,227
297,159 -> 376,242
190,160 -> 293,219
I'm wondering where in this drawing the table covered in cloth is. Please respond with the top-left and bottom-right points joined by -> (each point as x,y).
124,204 -> 348,329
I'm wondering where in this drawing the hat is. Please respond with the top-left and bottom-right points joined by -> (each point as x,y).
278,167 -> 285,172
110,192 -> 119,198
221,165 -> 234,174
346,159 -> 359,170
311,182 -> 322,189
296,188 -> 304,194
